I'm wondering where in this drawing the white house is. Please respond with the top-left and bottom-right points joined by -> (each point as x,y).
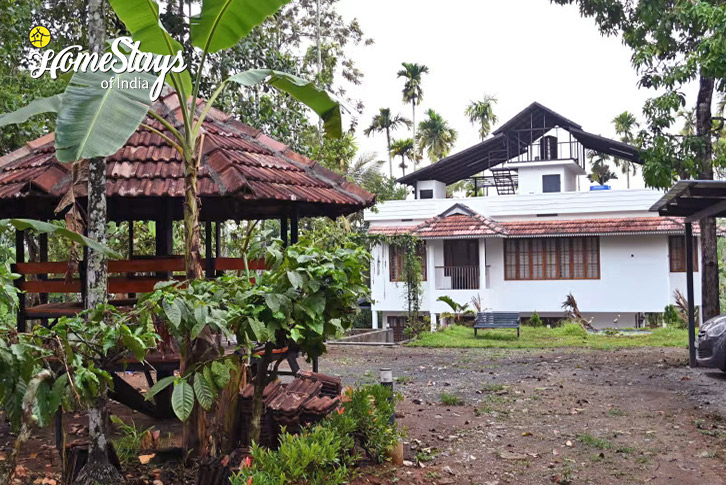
365,103 -> 702,333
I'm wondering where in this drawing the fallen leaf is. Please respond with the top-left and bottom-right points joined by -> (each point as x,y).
522,432 -> 532,437
565,440 -> 573,447
138,453 -> 156,465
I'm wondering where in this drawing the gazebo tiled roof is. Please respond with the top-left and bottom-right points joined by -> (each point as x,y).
0,93 -> 375,221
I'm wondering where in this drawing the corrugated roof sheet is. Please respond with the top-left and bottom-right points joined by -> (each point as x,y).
0,92 -> 374,218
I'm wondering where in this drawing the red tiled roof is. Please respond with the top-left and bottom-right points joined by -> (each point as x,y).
499,216 -> 693,237
369,225 -> 417,236
0,93 -> 374,219
369,215 -> 696,238
415,212 -> 507,238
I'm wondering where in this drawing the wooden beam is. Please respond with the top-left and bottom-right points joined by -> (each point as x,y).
281,217 -> 288,248
205,221 -> 214,278
685,199 -> 726,223
290,212 -> 299,245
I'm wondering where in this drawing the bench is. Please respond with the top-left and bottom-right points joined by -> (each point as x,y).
474,312 -> 520,338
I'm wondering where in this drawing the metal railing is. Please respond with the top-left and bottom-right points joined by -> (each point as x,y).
435,265 -> 480,290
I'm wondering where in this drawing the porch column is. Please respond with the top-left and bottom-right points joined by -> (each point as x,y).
478,238 -> 487,291
685,222 -> 696,368
426,240 -> 436,330
371,310 -> 378,330
429,312 -> 437,332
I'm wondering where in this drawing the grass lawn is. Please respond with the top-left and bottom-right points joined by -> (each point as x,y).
408,323 -> 689,350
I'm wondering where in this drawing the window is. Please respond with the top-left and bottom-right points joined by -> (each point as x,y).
542,174 -> 561,193
389,243 -> 427,281
504,237 -> 600,280
419,189 -> 434,199
669,236 -> 698,273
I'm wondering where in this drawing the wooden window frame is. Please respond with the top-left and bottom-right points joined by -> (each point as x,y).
389,243 -> 427,282
504,237 -> 600,281
668,235 -> 698,273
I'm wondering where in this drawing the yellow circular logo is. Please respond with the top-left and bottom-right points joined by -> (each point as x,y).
29,26 -> 51,48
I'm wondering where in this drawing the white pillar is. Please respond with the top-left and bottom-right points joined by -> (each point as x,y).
371,309 -> 379,329
430,311 -> 438,332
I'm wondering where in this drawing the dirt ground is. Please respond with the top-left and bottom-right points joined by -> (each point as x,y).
332,346 -> 726,485
4,345 -> 726,484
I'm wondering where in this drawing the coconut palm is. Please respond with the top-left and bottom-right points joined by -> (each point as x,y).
612,111 -> 639,188
416,109 -> 458,162
465,95 -> 498,140
390,138 -> 416,176
363,108 -> 411,177
397,62 -> 429,139
587,151 -> 618,186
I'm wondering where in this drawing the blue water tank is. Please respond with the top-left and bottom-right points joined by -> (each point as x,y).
590,185 -> 611,191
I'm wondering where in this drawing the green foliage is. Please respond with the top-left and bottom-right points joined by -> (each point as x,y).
416,109 -> 458,162
110,415 -> 156,464
230,384 -> 400,485
437,296 -> 473,325
587,152 -> 618,185
0,304 -> 158,433
140,242 -> 370,421
664,304 -> 686,329
528,311 -> 544,328
465,95 -> 498,140
439,393 -> 464,406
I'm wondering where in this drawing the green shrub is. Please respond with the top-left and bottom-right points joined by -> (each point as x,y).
110,416 -> 155,464
560,322 -> 587,337
439,392 -> 464,406
230,385 -> 400,485
527,311 -> 543,327
664,304 -> 686,329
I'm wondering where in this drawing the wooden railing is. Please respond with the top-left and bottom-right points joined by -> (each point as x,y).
435,265 -> 480,290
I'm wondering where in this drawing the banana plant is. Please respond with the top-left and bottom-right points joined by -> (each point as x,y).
0,0 -> 342,281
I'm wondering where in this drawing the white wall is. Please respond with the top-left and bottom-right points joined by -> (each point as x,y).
371,235 -> 703,329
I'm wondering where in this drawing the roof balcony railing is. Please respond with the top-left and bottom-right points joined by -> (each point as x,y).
508,137 -> 585,169
435,265 -> 480,290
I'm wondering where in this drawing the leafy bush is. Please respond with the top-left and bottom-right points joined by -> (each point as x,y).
664,304 -> 686,329
559,322 -> 587,337
231,385 -> 400,485
110,416 -> 156,464
527,311 -> 543,327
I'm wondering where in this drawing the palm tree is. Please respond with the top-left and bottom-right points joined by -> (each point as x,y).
465,95 -> 498,140
587,151 -> 618,186
416,109 -> 458,162
363,108 -> 411,177
397,62 -> 429,139
390,138 -> 416,176
612,111 -> 639,188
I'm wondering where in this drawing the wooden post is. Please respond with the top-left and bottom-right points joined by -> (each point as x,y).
686,222 -> 697,368
280,217 -> 288,248
128,222 -> 134,259
205,221 -> 214,278
290,212 -> 299,245
39,233 -> 48,305
215,222 -> 222,277
155,216 -> 173,280
14,229 -> 26,332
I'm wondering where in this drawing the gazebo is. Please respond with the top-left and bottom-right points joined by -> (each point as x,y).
0,93 -> 375,417
0,93 -> 374,327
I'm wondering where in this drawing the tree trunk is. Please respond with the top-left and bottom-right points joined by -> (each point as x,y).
696,74 -> 720,321
183,151 -> 203,280
386,127 -> 392,178
249,344 -> 272,445
74,1 -> 121,483
411,101 -> 416,141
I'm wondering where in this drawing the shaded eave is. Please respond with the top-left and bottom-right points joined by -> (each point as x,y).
651,180 -> 726,221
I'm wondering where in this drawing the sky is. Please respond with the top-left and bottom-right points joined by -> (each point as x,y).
334,0 -> 691,189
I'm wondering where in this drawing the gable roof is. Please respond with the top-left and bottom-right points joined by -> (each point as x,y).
397,102 -> 641,186
413,204 -> 507,239
0,93 -> 375,221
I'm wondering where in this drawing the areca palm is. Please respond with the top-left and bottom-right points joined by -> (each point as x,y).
416,109 -> 458,162
390,138 -> 416,176
397,62 -> 429,139
465,95 -> 498,140
363,108 -> 411,177
612,111 -> 639,188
